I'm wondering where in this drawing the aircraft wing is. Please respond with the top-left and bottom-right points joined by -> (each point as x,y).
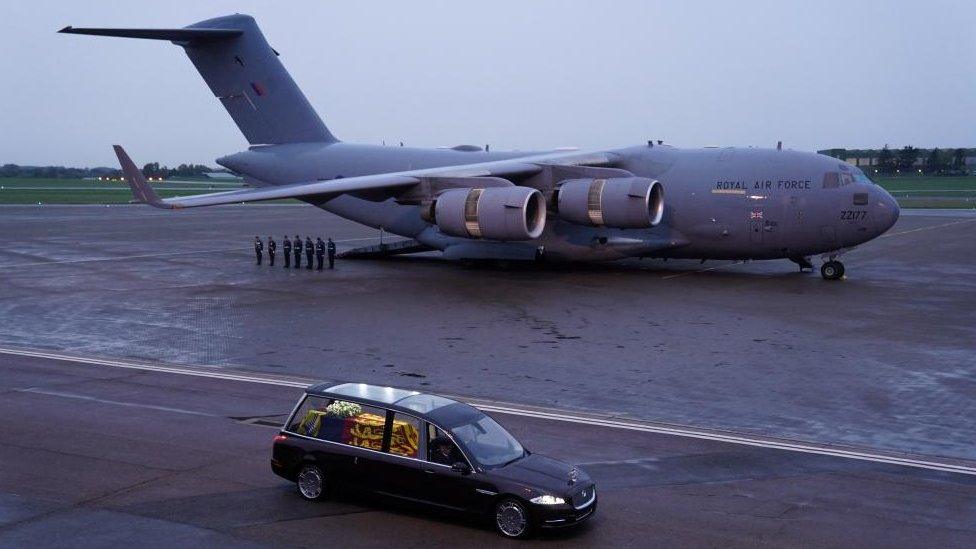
112,145 -> 615,209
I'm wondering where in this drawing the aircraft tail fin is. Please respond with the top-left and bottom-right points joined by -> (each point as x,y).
112,145 -> 172,209
61,15 -> 336,145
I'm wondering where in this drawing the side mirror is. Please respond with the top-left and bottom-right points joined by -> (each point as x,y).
451,462 -> 472,475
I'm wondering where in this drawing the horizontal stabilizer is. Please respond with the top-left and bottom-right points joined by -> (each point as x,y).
58,26 -> 241,43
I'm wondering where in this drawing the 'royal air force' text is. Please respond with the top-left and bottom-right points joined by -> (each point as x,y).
715,179 -> 812,191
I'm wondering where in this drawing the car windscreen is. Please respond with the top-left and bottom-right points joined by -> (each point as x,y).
447,412 -> 525,468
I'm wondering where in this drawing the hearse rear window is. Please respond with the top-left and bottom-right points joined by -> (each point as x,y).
288,396 -> 388,451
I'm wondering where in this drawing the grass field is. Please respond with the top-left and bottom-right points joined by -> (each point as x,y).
873,176 -> 976,192
872,176 -> 976,208
3,175 -> 975,208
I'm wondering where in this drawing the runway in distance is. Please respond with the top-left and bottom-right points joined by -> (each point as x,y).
60,14 -> 900,280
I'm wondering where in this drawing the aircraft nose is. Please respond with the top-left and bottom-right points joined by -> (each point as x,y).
876,189 -> 900,233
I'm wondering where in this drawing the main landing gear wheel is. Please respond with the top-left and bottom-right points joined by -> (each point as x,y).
821,261 -> 845,280
495,498 -> 533,539
296,464 -> 327,501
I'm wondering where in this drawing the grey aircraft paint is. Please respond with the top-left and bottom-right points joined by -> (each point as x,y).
61,14 -> 899,278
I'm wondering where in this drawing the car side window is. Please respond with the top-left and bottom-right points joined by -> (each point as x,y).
388,413 -> 422,458
427,423 -> 464,466
290,397 -> 387,450
286,395 -> 326,434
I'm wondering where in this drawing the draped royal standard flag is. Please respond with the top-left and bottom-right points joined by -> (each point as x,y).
389,420 -> 420,458
343,413 -> 386,450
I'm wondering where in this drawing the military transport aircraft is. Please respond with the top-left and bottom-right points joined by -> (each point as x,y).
60,14 -> 899,280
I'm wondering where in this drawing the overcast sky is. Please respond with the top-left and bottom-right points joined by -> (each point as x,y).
1,0 -> 973,167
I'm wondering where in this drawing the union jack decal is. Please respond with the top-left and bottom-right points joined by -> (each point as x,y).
750,210 -> 764,219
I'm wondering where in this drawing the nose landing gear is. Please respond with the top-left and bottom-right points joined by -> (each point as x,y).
821,260 -> 845,280
789,256 -> 814,272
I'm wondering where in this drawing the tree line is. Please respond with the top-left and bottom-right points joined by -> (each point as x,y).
0,162 -> 222,179
139,162 -> 217,178
821,146 -> 972,176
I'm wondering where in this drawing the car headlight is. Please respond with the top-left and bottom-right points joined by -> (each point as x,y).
530,494 -> 565,505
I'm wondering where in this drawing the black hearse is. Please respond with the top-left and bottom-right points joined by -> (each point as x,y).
271,383 -> 596,539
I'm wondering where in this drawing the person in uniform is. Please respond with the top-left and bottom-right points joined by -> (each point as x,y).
253,236 -> 263,265
327,237 -> 337,269
315,237 -> 326,270
267,236 -> 276,266
292,235 -> 302,269
282,235 -> 292,268
305,236 -> 314,270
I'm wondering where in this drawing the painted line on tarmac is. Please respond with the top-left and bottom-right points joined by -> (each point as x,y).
881,218 -> 976,239
0,248 -> 240,269
0,346 -> 311,388
16,387 -> 218,417
470,403 -> 976,476
2,345 -> 976,477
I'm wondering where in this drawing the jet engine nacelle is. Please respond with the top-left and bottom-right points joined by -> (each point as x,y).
433,186 -> 546,241
556,177 -> 664,228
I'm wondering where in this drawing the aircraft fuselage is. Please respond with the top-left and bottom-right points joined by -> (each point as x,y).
217,142 -> 900,263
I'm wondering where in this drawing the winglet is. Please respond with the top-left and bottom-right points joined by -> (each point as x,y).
112,145 -> 172,209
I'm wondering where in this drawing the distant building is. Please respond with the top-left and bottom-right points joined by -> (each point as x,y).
845,157 -> 877,167
204,172 -> 240,180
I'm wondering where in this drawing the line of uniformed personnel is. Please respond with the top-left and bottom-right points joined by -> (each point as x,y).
254,235 -> 335,270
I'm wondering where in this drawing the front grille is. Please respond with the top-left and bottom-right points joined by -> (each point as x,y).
572,486 -> 595,510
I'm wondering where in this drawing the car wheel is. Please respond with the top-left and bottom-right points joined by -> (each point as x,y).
296,464 -> 327,501
495,498 -> 533,539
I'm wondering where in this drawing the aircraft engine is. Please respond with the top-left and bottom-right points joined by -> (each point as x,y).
432,186 -> 546,240
556,177 -> 664,228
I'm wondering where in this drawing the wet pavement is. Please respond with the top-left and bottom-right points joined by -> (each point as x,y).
0,205 -> 974,464
1,353 -> 974,548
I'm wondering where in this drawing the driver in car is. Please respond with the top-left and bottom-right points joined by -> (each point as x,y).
430,437 -> 460,466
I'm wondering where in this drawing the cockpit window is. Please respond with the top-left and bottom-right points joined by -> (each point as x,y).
822,172 -> 839,189
823,171 -> 855,188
